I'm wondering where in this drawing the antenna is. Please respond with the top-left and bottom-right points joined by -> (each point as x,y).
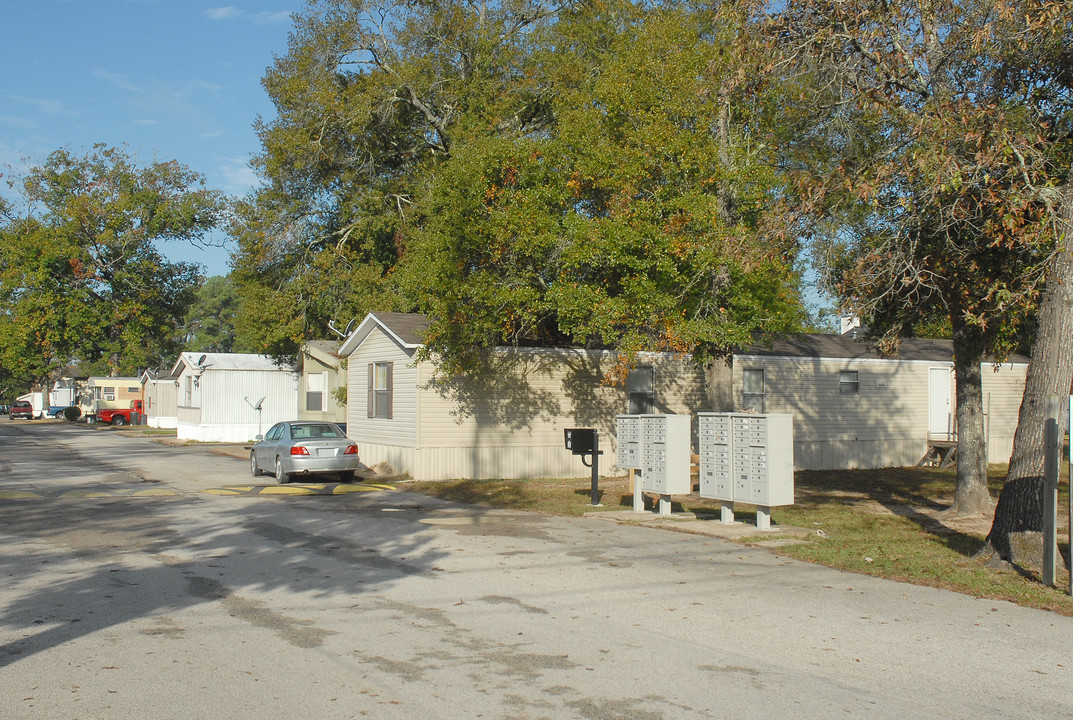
327,318 -> 357,339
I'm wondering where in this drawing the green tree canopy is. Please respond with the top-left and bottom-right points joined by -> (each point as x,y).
233,0 -> 807,375
0,145 -> 225,388
184,275 -> 246,354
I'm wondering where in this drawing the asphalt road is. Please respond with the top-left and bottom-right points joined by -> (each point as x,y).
1,420 -> 1071,719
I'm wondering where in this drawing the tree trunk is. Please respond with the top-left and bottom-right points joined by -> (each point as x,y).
948,313 -> 993,516
985,181 -> 1073,561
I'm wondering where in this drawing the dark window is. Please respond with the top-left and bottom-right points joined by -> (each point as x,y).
627,366 -> 654,414
839,370 -> 860,394
368,362 -> 393,419
742,369 -> 765,412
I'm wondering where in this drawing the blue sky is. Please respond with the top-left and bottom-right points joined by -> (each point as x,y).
1,1 -> 296,277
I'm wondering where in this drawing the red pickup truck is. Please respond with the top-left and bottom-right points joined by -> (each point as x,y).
98,400 -> 143,426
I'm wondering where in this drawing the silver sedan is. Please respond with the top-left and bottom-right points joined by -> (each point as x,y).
250,421 -> 361,483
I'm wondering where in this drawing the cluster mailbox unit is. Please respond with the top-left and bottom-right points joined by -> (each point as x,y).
698,412 -> 794,529
616,414 -> 691,515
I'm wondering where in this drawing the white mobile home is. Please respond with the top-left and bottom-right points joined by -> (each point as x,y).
172,353 -> 298,443
340,313 -> 707,481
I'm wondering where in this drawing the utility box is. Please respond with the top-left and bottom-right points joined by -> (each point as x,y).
698,412 -> 794,506
639,414 -> 691,495
615,415 -> 642,471
564,428 -> 597,455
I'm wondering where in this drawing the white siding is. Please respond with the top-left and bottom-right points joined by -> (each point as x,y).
200,369 -> 298,428
174,365 -> 298,443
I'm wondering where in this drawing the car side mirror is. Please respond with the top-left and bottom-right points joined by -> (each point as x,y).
255,434 -> 264,442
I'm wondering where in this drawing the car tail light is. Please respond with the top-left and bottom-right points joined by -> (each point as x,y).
344,444 -> 359,455
290,446 -> 310,456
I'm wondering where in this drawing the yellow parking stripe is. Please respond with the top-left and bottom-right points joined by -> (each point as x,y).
0,490 -> 42,499
201,483 -> 396,496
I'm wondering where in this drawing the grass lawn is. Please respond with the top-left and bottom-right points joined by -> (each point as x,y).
399,464 -> 1073,615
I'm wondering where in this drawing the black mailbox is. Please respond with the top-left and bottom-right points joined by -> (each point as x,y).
565,428 -> 596,455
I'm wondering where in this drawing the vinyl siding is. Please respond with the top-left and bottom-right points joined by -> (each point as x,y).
729,355 -> 1026,469
981,363 -> 1029,462
174,366 -> 298,442
297,352 -> 346,423
346,328 -> 419,450
410,349 -> 707,480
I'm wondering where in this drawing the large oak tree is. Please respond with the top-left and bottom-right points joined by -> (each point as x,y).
770,0 -> 1072,521
0,145 -> 225,388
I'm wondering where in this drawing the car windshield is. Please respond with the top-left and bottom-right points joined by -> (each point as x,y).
289,423 -> 345,440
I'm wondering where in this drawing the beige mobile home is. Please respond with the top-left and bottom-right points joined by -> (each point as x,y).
140,369 -> 178,429
340,313 -> 708,481
83,377 -> 142,418
297,340 -> 347,425
721,334 -> 1029,470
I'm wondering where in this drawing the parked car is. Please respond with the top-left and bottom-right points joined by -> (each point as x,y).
10,400 -> 34,420
250,421 -> 360,483
0,404 -> 9,415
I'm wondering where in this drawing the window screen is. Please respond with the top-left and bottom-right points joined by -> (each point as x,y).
742,369 -> 765,412
839,370 -> 860,394
627,366 -> 654,414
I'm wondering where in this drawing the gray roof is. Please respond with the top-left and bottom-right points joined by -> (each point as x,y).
370,312 -> 431,345
340,312 -> 1031,367
740,333 -> 1030,364
339,312 -> 431,355
304,339 -> 342,357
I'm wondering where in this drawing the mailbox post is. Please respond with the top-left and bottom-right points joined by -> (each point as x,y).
565,428 -> 602,506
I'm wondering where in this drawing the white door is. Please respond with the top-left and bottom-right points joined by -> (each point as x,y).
929,367 -> 953,439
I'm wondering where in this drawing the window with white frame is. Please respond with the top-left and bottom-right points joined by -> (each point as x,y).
742,369 -> 765,412
306,372 -> 326,412
839,370 -> 860,394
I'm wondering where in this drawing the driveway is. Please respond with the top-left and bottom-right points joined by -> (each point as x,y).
1,420 -> 1071,719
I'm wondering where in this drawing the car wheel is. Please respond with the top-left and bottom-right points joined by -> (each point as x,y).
111,416 -> 126,427
275,457 -> 290,484
339,470 -> 355,483
250,452 -> 262,477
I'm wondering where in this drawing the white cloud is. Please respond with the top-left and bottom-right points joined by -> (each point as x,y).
219,156 -> 261,195
92,68 -> 142,93
6,95 -> 79,117
0,116 -> 35,131
205,7 -> 291,25
205,6 -> 243,21
176,79 -> 224,99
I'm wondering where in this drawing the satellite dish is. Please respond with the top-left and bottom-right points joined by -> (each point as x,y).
197,354 -> 207,367
327,318 -> 358,339
254,396 -> 265,411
